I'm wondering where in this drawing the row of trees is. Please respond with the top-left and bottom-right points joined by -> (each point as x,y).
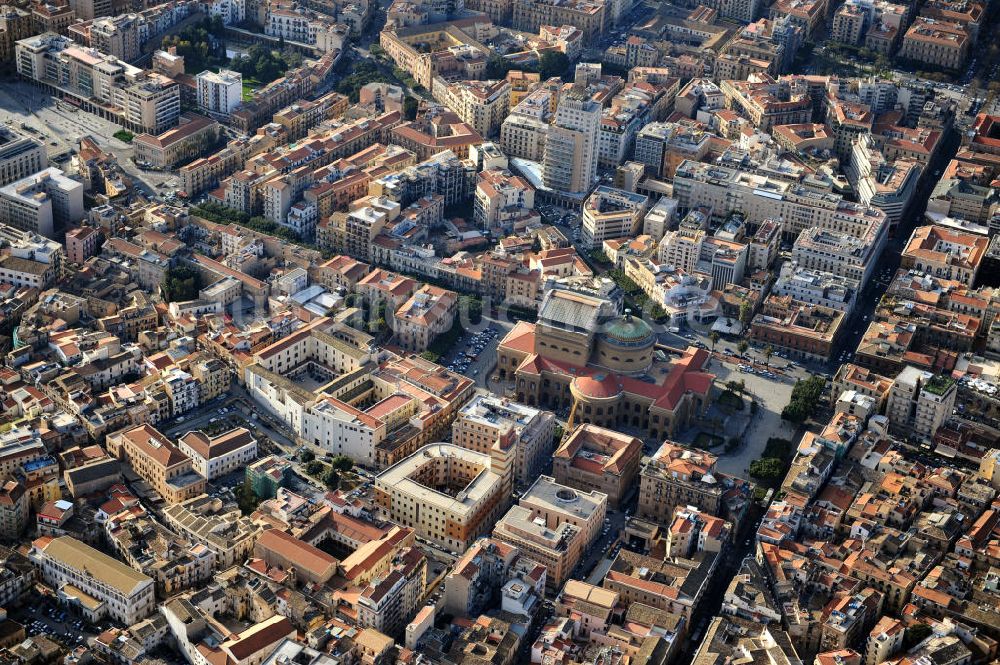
191,202 -> 304,244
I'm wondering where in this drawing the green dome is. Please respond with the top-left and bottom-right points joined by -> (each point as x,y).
603,312 -> 654,347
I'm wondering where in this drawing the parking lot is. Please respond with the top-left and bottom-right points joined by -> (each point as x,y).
13,594 -> 108,648
441,325 -> 501,386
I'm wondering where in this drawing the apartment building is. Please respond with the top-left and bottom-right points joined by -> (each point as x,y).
0,255 -> 56,289
500,84 -> 557,162
492,504 -> 583,592
900,224 -> 987,287
30,536 -> 155,624
392,284 -> 458,352
886,366 -> 956,440
750,294 -> 845,361
196,69 -> 243,116
519,475 -> 607,551
0,6 -> 31,61
672,159 -> 890,241
848,133 -> 921,228
899,18 -> 969,70
133,113 -> 221,170
16,33 -> 180,134
444,537 -> 546,618
106,424 -> 206,504
452,394 -> 556,485
0,481 -> 27,540
0,167 -> 83,238
64,225 -> 101,264
374,443 -> 512,553
580,186 -> 649,249
82,14 -> 139,62
356,547 -> 426,637
433,78 -> 510,138
177,427 -> 257,481
543,86 -> 602,195
666,505 -> 732,558
773,262 -> 858,312
474,169 -> 534,232
553,424 -> 642,509
792,225 -> 883,286
0,128 -> 45,187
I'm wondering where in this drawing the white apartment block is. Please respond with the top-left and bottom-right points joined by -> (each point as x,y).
791,225 -> 883,285
205,0 -> 245,24
16,34 -> 180,134
772,262 -> 858,312
581,186 -> 649,249
30,536 -> 156,625
543,88 -> 601,194
847,134 -> 921,228
642,196 -> 678,240
500,84 -> 558,160
0,167 -> 83,238
672,159 -> 889,242
0,128 -> 45,187
886,366 -> 956,441
178,427 -> 258,481
197,69 -> 243,116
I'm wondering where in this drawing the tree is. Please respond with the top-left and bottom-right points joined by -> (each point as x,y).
403,95 -> 419,120
539,50 -> 570,79
336,60 -> 391,102
763,345 -> 774,367
780,375 -> 826,424
299,449 -> 315,463
749,457 -> 785,485
738,340 -> 749,356
236,477 -> 261,515
460,294 -> 482,324
485,55 -> 511,79
161,266 -> 201,303
709,331 -> 720,352
904,624 -> 933,649
739,298 -> 753,328
305,460 -> 324,476
323,469 -> 340,490
330,455 -> 353,472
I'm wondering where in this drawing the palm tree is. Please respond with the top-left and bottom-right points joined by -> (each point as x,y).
710,331 -> 720,353
764,345 -> 774,368
738,340 -> 749,357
